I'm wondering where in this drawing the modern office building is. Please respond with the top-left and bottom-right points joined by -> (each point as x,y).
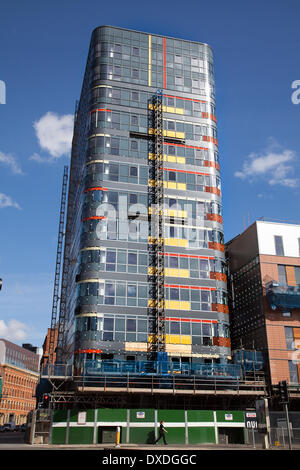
57,26 -> 229,371
0,339 -> 40,425
226,220 -> 300,386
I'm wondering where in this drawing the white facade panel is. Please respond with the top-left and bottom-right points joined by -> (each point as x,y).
0,340 -> 6,363
256,221 -> 300,257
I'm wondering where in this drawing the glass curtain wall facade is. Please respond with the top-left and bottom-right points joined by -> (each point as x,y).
60,26 -> 230,369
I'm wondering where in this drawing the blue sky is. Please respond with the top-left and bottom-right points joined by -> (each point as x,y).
0,0 -> 299,347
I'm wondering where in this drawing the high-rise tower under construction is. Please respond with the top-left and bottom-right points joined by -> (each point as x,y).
57,26 -> 229,371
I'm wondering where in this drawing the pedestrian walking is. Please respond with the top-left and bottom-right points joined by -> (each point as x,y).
154,420 -> 168,445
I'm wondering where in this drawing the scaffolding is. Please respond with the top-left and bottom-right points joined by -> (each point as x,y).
48,166 -> 69,365
55,165 -> 72,364
148,90 -> 166,358
266,281 -> 300,310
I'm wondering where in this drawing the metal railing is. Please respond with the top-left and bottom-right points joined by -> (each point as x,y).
73,372 -> 266,395
41,360 -> 243,378
41,361 -> 266,395
246,427 -> 300,449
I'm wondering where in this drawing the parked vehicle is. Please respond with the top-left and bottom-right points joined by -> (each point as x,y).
3,423 -> 15,431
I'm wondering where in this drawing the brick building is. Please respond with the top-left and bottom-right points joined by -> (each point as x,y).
226,220 -> 300,386
0,339 -> 40,425
41,327 -> 58,366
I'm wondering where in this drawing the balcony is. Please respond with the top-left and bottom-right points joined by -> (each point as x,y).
266,282 -> 300,310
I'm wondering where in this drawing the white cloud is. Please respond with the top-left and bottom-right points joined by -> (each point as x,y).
0,193 -> 21,209
0,273 -> 54,347
33,112 -> 74,159
29,152 -> 53,164
0,319 -> 29,342
234,139 -> 298,188
0,151 -> 23,175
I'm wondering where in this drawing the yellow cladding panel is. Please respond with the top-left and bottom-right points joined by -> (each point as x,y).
164,181 -> 176,189
165,106 -> 175,113
165,268 -> 189,278
181,336 -> 192,345
164,130 -> 175,138
163,130 -> 185,139
164,182 -> 187,190
165,155 -> 176,163
165,106 -> 184,115
151,105 -> 184,115
167,335 -> 180,344
164,238 -> 188,247
166,335 -> 192,345
176,131 -> 185,139
165,209 -> 187,218
165,300 -> 191,310
149,129 -> 185,140
163,155 -> 186,164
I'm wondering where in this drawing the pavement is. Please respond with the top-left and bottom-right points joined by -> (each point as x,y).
0,432 -> 295,451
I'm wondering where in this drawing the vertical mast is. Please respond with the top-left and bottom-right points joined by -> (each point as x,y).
48,165 -> 69,365
148,90 -> 166,357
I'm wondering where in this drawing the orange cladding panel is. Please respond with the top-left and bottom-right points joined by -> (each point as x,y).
286,266 -> 296,286
293,328 -> 300,339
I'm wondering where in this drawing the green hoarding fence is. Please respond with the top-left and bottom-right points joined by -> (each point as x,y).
50,408 -> 246,446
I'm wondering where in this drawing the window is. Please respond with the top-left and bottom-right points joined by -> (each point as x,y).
129,166 -> 138,177
285,327 -> 294,350
131,140 -> 138,150
289,361 -> 299,384
132,68 -> 139,79
170,321 -> 180,334
278,265 -> 287,284
131,115 -> 138,126
175,76 -> 183,85
295,266 -> 300,285
168,145 -> 175,155
274,235 -> 284,256
170,288 -> 179,300
104,317 -> 114,331
167,120 -> 175,130
129,193 -> 138,205
106,251 -> 116,271
127,285 -> 137,297
128,253 -> 137,265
